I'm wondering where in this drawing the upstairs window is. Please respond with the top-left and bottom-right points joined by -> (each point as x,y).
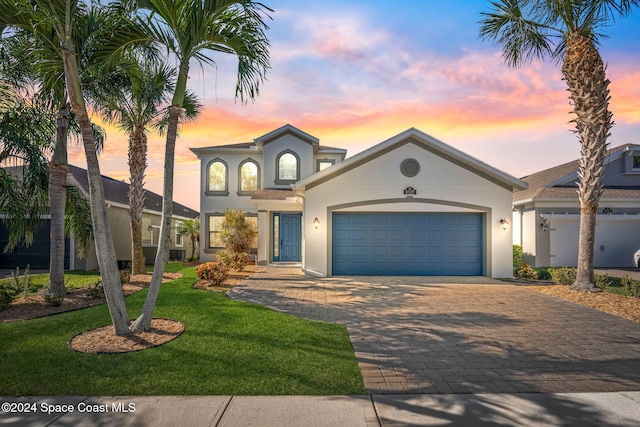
316,159 -> 335,172
238,159 -> 260,195
276,151 -> 299,183
207,159 -> 228,195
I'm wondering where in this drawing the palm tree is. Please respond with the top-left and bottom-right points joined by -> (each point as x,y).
0,95 -> 93,263
479,0 -> 637,291
97,61 -> 200,274
0,98 -> 53,251
178,216 -> 200,261
0,7 -> 113,297
0,0 -> 132,334
126,0 -> 271,332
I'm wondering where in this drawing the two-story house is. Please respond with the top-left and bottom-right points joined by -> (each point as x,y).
513,144 -> 640,268
191,124 -> 526,278
190,125 -> 346,265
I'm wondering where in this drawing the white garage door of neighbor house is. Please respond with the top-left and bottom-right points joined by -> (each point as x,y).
549,219 -> 579,268
550,217 -> 640,268
594,219 -> 640,268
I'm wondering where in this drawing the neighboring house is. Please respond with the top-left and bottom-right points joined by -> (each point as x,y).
513,144 -> 640,268
0,164 -> 199,270
192,124 -> 526,278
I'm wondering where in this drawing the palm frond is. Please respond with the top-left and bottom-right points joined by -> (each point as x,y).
135,0 -> 271,103
65,184 -> 92,257
479,0 -> 556,68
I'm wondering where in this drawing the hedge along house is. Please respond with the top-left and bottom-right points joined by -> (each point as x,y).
513,144 -> 640,268
192,124 -> 527,278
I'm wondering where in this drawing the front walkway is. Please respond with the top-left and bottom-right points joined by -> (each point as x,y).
228,267 -> 640,395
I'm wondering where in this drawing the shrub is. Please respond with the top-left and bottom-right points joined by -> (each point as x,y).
120,270 -> 131,285
86,280 -> 103,299
0,284 -> 18,311
534,267 -> 552,281
548,267 -> 577,286
516,263 -> 538,280
513,245 -> 523,272
594,273 -> 612,290
217,250 -> 249,271
196,262 -> 230,286
44,294 -> 64,307
219,209 -> 256,254
621,275 -> 640,298
9,266 -> 35,297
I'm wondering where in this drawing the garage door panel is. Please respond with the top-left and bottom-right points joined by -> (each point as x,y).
390,246 -> 406,257
0,221 -> 69,270
372,230 -> 387,240
390,230 -> 405,241
372,245 -> 387,257
332,213 -> 483,276
408,246 -> 424,257
409,262 -> 427,274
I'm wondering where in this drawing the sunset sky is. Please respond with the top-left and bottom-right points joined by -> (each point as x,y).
68,0 -> 640,211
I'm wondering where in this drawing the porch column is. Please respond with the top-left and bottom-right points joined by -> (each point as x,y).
257,210 -> 269,265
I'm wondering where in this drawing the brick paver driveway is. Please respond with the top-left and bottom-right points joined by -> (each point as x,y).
228,267 -> 640,394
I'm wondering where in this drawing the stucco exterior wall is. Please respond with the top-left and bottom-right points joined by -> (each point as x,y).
198,151 -> 260,262
78,207 -> 194,271
262,134 -> 314,188
300,142 -> 515,278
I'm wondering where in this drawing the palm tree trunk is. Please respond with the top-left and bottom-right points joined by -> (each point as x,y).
60,36 -> 130,335
130,63 -> 189,333
47,105 -> 70,297
562,33 -> 612,292
190,235 -> 196,261
128,127 -> 147,275
129,105 -> 180,333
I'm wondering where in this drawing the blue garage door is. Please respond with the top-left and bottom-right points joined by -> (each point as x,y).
332,213 -> 483,276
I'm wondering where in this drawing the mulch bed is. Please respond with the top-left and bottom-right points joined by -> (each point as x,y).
68,318 -> 185,354
192,264 -> 261,292
520,283 -> 640,323
0,272 -> 183,323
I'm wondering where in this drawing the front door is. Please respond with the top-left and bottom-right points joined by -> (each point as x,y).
274,213 -> 301,262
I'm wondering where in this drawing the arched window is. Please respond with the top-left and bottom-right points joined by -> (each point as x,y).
238,159 -> 260,195
206,159 -> 228,195
276,151 -> 299,183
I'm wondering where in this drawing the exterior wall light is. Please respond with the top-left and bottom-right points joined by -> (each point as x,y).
313,217 -> 320,230
500,218 -> 510,231
539,214 -> 550,232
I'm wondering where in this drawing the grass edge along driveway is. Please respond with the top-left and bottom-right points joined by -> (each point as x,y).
0,265 -> 365,396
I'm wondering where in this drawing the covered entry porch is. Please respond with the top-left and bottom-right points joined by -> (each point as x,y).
251,189 -> 304,265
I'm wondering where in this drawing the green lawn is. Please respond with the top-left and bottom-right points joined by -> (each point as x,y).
0,270 -> 101,292
0,265 -> 365,395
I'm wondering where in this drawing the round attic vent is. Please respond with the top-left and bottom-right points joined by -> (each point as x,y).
400,158 -> 420,177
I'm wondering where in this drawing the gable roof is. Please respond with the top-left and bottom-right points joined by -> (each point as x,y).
189,124 -> 347,157
254,124 -> 319,147
67,165 -> 198,219
513,144 -> 640,203
293,128 -> 528,192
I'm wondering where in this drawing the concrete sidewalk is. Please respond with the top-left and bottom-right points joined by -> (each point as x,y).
3,393 -> 640,426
